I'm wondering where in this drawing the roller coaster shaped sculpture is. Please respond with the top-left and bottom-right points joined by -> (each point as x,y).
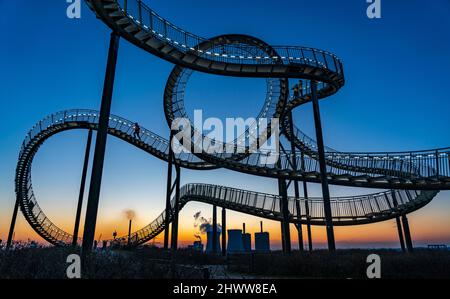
12,0 -> 450,250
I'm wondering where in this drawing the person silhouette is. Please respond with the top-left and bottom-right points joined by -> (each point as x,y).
133,123 -> 142,141
298,80 -> 304,97
292,84 -> 300,98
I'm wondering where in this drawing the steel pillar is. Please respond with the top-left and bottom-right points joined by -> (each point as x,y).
391,190 -> 407,252
212,205 -> 218,254
402,215 -> 414,252
287,112 -> 304,251
278,178 -> 291,253
171,166 -> 181,250
164,134 -> 174,250
222,208 -> 227,256
72,129 -> 93,247
82,32 -> 120,255
310,80 -> 335,251
396,217 -> 406,252
300,152 -> 313,251
295,200 -> 304,251
6,198 -> 20,249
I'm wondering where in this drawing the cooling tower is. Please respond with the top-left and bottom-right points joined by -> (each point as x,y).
206,231 -> 221,254
227,229 -> 245,254
242,233 -> 252,252
255,221 -> 270,253
255,233 -> 270,252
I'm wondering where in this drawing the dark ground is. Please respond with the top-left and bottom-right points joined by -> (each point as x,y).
0,247 -> 449,279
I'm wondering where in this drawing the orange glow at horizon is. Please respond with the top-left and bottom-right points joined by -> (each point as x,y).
3,205 -> 450,249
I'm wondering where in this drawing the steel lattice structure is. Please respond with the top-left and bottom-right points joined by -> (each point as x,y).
9,0 -> 450,251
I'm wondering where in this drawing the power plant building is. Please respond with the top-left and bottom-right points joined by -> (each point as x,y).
255,232 -> 270,253
227,229 -> 245,254
206,231 -> 221,253
255,221 -> 270,252
242,233 -> 252,252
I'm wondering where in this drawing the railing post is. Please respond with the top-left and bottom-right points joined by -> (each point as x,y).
138,0 -> 142,23
81,32 -> 120,257
72,129 -> 93,247
311,80 -> 335,251
149,11 -> 154,30
436,150 -> 440,179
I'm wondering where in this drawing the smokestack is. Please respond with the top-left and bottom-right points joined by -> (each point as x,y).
260,221 -> 263,233
128,219 -> 132,246
243,223 -> 246,234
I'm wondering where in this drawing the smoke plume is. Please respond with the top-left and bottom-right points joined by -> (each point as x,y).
193,211 -> 222,236
123,209 -> 136,220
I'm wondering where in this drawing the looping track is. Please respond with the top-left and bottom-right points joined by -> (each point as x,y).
14,0 -> 450,246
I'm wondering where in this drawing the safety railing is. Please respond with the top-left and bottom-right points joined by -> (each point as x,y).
114,0 -> 343,74
16,110 -> 443,246
19,109 -> 210,167
285,110 -> 450,179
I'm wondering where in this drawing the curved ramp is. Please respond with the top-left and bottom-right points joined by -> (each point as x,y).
15,110 -> 438,246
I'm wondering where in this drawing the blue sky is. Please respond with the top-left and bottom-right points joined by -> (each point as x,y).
0,0 -> 449,248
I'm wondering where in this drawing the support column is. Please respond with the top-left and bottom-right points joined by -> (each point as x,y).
288,112 -> 304,251
396,217 -> 406,252
82,32 -> 120,255
6,199 -> 20,249
402,215 -> 414,252
278,178 -> 291,253
171,166 -> 181,250
212,205 -> 218,254
295,200 -> 304,251
310,80 -> 335,251
222,208 -> 227,256
301,158 -> 313,252
391,190 -> 407,252
301,152 -> 313,251
164,135 -> 174,250
73,129 -> 93,247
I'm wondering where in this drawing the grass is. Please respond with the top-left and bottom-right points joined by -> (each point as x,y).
0,247 -> 449,279
228,249 -> 450,279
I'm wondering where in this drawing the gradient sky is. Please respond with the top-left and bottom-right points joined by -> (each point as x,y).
1,0 -> 450,249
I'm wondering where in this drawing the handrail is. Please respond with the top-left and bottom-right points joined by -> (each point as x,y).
115,0 -> 343,71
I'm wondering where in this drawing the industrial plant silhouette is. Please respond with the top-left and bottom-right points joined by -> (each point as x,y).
7,0 -> 450,257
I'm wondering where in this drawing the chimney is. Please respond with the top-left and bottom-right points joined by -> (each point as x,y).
128,219 -> 132,246
243,223 -> 246,234
260,221 -> 263,233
